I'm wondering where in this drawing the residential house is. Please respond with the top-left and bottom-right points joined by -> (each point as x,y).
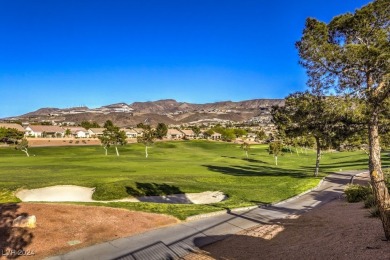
133,128 -> 144,137
88,128 -> 106,138
246,133 -> 257,142
121,128 -> 138,138
25,125 -> 64,138
181,129 -> 196,139
66,127 -> 89,138
198,131 -> 206,139
210,132 -> 222,140
166,129 -> 184,140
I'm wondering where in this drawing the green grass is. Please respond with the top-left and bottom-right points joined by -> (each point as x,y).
0,141 -> 386,219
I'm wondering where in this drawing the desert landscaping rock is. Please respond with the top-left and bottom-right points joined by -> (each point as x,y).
16,185 -> 227,204
12,215 -> 37,228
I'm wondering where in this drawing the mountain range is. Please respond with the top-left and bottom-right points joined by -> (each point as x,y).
5,99 -> 284,127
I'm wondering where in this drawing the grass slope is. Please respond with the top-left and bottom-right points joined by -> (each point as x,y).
0,141 -> 384,219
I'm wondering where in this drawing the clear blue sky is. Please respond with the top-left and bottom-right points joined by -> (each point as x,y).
0,0 -> 371,117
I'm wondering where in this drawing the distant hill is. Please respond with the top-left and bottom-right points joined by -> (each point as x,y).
4,99 -> 284,127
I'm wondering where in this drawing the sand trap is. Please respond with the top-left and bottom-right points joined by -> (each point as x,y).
16,185 -> 96,202
15,185 -> 226,204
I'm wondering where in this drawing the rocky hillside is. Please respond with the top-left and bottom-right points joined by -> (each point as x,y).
5,99 -> 284,127
129,99 -> 284,114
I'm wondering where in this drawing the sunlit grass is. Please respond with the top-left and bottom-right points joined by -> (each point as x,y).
0,140 -> 381,219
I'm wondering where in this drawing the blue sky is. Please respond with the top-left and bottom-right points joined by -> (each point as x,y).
0,0 -> 371,117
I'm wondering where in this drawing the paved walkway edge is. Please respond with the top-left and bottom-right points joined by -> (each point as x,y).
187,177 -> 326,221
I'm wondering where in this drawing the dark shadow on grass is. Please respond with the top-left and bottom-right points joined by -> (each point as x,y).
126,183 -> 183,196
202,164 -> 308,178
221,156 -> 239,159
126,183 -> 193,204
243,158 -> 268,164
221,156 -> 267,164
300,158 -> 370,173
0,204 -> 34,259
125,186 -> 142,197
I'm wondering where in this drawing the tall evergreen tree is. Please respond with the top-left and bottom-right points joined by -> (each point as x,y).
155,123 -> 168,139
296,0 -> 390,238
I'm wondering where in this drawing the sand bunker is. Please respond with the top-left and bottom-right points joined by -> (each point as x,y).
15,185 -> 226,204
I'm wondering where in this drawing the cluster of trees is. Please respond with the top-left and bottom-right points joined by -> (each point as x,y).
0,127 -> 24,144
80,121 -> 100,129
280,0 -> 390,239
204,126 -> 267,142
272,93 -> 365,176
98,121 -> 127,156
0,127 -> 29,156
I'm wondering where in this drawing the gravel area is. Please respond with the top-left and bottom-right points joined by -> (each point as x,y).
0,203 -> 178,259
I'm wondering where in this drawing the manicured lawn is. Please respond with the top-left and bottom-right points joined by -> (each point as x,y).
0,141 -> 384,219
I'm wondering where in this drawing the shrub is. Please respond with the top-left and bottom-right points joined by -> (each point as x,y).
369,205 -> 380,218
344,184 -> 370,203
364,194 -> 376,208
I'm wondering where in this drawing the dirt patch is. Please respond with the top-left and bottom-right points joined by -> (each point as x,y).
26,138 -> 101,147
25,138 -> 138,147
0,203 -> 178,259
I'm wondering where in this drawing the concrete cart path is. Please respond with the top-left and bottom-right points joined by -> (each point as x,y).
47,170 -> 365,260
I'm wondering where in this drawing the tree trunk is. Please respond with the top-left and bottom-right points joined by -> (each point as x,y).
22,149 -> 29,157
104,147 -> 107,156
368,113 -> 390,240
145,145 -> 148,158
314,137 -> 321,177
245,150 -> 248,159
115,146 -> 119,156
275,156 -> 278,166
295,147 -> 299,155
